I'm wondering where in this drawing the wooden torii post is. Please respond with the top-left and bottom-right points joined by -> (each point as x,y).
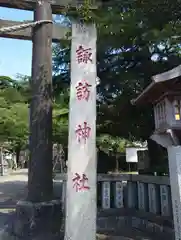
0,0 -> 101,239
0,0 -> 76,202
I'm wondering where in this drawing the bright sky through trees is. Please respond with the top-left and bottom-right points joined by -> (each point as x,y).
0,7 -> 33,78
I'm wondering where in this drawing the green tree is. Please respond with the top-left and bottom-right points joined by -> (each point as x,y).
0,76 -> 29,162
0,75 -> 69,158
53,1 -> 181,171
97,134 -> 136,172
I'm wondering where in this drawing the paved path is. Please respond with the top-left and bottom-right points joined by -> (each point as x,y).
0,169 -> 28,206
0,169 -> 28,231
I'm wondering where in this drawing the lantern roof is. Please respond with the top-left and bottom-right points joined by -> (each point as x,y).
132,65 -> 181,105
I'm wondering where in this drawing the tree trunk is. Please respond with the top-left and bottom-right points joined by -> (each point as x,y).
15,146 -> 20,167
147,138 -> 163,173
115,156 -> 119,172
28,0 -> 53,202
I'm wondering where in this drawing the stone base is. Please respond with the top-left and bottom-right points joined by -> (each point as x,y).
5,200 -> 63,240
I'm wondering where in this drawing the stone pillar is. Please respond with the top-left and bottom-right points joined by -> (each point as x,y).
114,181 -> 124,208
101,181 -> 111,209
160,185 -> 171,216
64,23 -> 97,240
127,181 -> 137,208
148,183 -> 159,214
168,146 -> 181,240
9,200 -> 62,239
137,182 -> 148,211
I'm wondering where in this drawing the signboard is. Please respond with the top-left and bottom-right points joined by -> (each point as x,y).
126,147 -> 147,163
64,23 -> 97,240
126,148 -> 138,163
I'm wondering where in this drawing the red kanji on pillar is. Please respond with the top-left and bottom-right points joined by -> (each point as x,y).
76,45 -> 92,64
76,80 -> 92,101
75,122 -> 91,144
72,173 -> 90,192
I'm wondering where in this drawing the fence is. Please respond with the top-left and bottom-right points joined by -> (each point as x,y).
55,173 -> 174,239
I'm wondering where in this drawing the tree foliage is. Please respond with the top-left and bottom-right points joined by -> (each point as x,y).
97,134 -> 135,154
2,1 -> 181,173
53,0 -> 181,143
0,75 -> 69,154
51,0 -> 181,173
0,76 -> 29,150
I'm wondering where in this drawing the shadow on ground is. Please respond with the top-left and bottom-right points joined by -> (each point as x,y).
0,181 -> 63,206
0,179 -> 27,232
0,181 -> 27,207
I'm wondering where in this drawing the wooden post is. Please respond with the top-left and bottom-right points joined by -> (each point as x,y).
7,2 -> 62,239
28,0 -> 53,202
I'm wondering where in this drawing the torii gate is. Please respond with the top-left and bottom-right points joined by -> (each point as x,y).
0,1 -> 101,239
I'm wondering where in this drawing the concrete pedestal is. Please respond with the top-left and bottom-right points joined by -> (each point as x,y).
4,200 -> 62,240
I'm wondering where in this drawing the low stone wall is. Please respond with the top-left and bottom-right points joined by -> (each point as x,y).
60,208 -> 174,239
55,174 -> 174,239
97,209 -> 174,239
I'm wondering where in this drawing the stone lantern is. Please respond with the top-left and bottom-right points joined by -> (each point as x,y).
132,64 -> 181,240
132,65 -> 181,144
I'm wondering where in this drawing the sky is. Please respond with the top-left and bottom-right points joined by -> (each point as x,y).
0,7 -> 33,79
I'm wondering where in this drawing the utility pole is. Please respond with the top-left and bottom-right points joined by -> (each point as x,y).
28,0 -> 53,202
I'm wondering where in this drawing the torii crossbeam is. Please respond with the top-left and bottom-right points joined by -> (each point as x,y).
0,0 -> 101,41
0,0 -> 101,13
